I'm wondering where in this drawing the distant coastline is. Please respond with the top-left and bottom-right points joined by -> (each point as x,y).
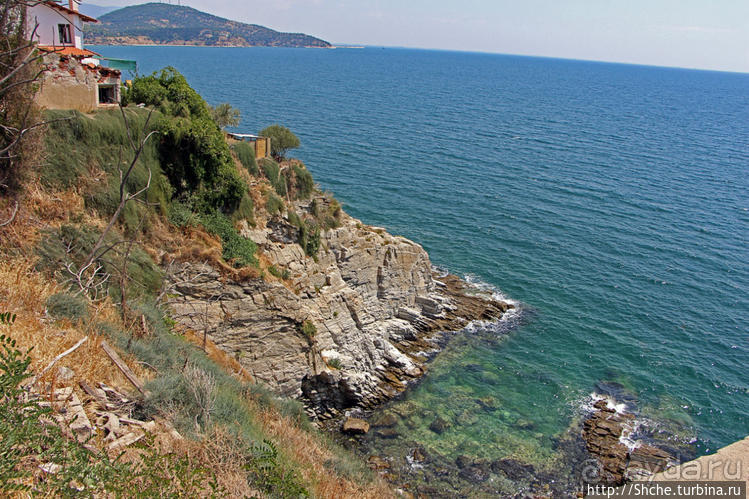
87,2 -> 331,49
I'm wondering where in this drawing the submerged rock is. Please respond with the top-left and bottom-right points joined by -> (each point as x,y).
367,455 -> 391,471
458,462 -> 491,482
372,412 -> 398,428
374,427 -> 399,439
342,417 -> 370,435
455,455 -> 473,469
514,418 -> 535,430
429,416 -> 451,434
491,458 -> 535,481
409,445 -> 430,464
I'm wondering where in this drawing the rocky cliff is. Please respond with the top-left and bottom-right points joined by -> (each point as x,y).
166,196 -> 512,418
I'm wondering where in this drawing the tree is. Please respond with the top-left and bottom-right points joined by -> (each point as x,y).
259,124 -> 300,160
209,102 -> 240,130
0,1 -> 45,199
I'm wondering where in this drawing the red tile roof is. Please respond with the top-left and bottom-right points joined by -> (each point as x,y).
42,1 -> 99,23
37,46 -> 101,58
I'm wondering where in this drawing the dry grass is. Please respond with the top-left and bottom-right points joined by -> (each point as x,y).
0,256 -> 150,398
254,405 -> 395,499
181,327 -> 254,384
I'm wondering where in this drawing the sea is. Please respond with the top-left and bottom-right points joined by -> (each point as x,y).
93,45 -> 748,493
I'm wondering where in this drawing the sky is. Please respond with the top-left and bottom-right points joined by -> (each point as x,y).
89,0 -> 749,73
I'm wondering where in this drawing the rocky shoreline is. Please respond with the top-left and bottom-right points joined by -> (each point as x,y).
165,197 -> 513,419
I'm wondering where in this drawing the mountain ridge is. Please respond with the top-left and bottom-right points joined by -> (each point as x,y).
85,2 -> 331,48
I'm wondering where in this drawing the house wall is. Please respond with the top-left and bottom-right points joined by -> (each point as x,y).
255,137 -> 271,160
27,4 -> 84,48
35,53 -> 121,113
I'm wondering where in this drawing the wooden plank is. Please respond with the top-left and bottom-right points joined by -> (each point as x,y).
79,380 -> 107,405
100,340 -> 147,395
107,430 -> 144,452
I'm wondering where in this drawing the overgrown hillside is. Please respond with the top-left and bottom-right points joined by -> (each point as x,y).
0,67 -> 390,497
86,3 -> 332,48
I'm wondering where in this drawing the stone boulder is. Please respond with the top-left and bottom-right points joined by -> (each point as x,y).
342,417 -> 370,435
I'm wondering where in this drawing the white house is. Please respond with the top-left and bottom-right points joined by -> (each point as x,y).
27,0 -> 98,51
27,1 -> 124,112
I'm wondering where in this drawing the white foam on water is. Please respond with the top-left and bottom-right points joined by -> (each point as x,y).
462,273 -> 521,309
582,392 -> 645,452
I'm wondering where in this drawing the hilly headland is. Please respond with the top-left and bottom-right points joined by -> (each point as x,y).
85,3 -> 332,48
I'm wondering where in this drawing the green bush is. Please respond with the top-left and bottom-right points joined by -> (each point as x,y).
259,124 -> 300,160
169,200 -> 199,228
120,67 -> 248,215
327,357 -> 342,370
260,158 -> 287,197
233,193 -> 254,224
158,114 -> 246,214
200,212 -> 257,268
299,220 -> 321,258
232,141 -> 259,176
288,163 -> 314,200
210,103 -> 240,130
124,67 -> 210,119
46,292 -> 88,321
265,193 -> 285,216
287,210 -> 302,229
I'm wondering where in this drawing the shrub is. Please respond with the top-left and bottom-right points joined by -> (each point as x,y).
291,163 -> 314,199
259,124 -> 300,160
265,193 -> 285,216
233,193 -> 254,224
232,141 -> 259,176
46,292 -> 88,321
260,158 -> 287,197
327,357 -> 342,370
120,68 -> 248,215
124,67 -> 210,119
267,265 -> 291,280
287,210 -> 302,228
169,200 -> 199,228
158,114 -> 246,214
200,211 -> 257,268
299,220 -> 321,258
282,162 -> 314,200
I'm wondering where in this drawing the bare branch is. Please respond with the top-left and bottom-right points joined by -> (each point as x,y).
0,200 -> 18,227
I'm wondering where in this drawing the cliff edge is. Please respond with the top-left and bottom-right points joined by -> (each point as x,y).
166,195 -> 513,418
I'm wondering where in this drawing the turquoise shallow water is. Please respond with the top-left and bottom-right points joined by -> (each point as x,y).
96,45 -> 748,471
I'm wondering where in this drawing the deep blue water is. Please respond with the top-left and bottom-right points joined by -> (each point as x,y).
95,46 -> 749,460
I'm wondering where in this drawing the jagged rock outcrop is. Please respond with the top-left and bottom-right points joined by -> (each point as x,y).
583,399 -> 676,485
166,201 -> 512,417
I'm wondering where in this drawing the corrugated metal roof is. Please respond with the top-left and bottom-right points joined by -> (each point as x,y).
229,133 -> 264,140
